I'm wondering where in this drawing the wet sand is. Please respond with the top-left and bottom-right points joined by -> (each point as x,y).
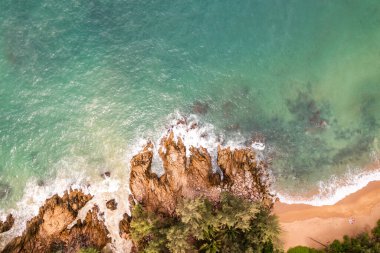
274,180 -> 380,250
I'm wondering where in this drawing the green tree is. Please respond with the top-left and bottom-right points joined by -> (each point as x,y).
287,246 -> 323,253
129,193 -> 281,253
372,220 -> 380,241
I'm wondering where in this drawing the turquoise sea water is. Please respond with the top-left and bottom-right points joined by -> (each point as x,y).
1,0 -> 380,209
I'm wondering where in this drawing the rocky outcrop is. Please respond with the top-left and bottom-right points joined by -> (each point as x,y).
0,214 -> 14,234
129,141 -> 176,214
2,190 -> 110,253
129,131 -> 272,215
1,127 -> 274,252
217,146 -> 272,205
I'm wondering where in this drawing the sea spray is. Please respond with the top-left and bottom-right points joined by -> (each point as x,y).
0,168 -> 133,252
277,166 -> 380,206
1,112 -> 379,252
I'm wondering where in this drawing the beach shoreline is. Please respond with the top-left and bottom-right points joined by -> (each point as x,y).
274,180 -> 380,250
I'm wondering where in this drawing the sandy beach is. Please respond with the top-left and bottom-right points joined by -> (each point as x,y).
274,180 -> 380,250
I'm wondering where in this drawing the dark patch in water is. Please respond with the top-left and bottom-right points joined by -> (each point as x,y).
236,85 -> 250,98
331,136 -> 372,165
0,182 -> 11,200
286,90 -> 329,130
30,151 -> 39,162
360,94 -> 379,131
334,128 -> 359,140
192,101 -> 209,115
5,50 -> 19,65
37,179 -> 45,187
222,101 -> 235,118
224,123 -> 240,132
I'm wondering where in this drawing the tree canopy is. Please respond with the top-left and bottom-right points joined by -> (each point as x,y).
130,193 -> 280,253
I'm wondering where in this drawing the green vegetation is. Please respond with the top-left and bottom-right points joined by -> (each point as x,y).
77,248 -> 99,253
288,220 -> 380,253
287,246 -> 323,253
130,193 -> 280,253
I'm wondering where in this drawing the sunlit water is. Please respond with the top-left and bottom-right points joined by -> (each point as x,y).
1,0 -> 380,211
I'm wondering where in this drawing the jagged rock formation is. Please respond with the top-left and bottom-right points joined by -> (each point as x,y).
0,214 -> 14,234
2,190 -> 110,253
130,131 -> 272,215
2,130 -> 273,252
217,146 -> 272,206
130,132 -> 222,214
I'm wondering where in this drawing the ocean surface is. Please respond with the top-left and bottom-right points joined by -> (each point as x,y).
1,0 -> 380,214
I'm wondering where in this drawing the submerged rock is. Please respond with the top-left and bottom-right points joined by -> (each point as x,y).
192,101 -> 209,115
100,171 -> 111,179
2,190 -> 110,253
129,131 -> 272,215
0,182 -> 11,200
0,214 -> 14,234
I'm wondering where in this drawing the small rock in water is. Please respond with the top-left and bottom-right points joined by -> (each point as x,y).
37,179 -> 45,186
190,122 -> 198,129
106,199 -> 118,210
0,214 -> 15,233
101,171 -> 111,179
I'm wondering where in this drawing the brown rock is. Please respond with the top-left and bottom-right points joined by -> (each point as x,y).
2,190 -> 110,253
119,213 -> 131,240
0,214 -> 14,234
130,132 -> 222,215
129,141 -> 176,214
158,132 -> 187,191
218,146 -> 272,205
100,171 -> 111,179
106,199 -> 118,210
61,205 -> 110,252
129,131 -> 272,215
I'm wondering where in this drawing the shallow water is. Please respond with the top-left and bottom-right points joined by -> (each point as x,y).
1,0 -> 380,210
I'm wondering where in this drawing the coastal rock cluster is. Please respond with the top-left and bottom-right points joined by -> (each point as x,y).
1,130 -> 272,252
130,131 -> 272,215
1,190 -> 110,253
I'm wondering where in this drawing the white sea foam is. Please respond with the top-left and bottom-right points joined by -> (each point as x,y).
164,112 -> 220,156
252,142 -> 265,151
0,158 -> 133,253
2,111 -> 377,252
0,168 -> 87,249
128,112 -> 266,176
276,166 -> 380,206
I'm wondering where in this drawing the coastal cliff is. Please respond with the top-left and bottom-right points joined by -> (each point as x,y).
1,131 -> 273,252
